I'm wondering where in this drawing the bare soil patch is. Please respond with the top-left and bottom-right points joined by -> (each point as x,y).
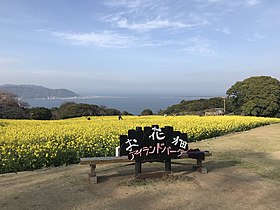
1,124 -> 280,210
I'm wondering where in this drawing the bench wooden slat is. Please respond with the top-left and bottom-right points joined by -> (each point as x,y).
80,151 -> 212,183
80,156 -> 132,165
180,151 -> 212,159
80,151 -> 211,165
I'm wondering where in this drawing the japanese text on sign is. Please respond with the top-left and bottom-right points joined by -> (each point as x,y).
120,125 -> 188,162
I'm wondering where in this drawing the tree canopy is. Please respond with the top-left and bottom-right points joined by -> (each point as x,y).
140,109 -> 153,116
226,76 -> 280,117
0,91 -> 29,119
0,94 -> 129,119
29,107 -> 52,120
159,97 -> 224,115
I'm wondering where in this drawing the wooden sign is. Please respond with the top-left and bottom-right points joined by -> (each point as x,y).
120,125 -> 188,162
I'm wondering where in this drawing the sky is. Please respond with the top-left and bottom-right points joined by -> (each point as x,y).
0,0 -> 280,96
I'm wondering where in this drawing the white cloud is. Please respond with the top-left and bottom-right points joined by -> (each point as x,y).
193,0 -> 261,10
103,0 -> 160,11
246,0 -> 261,6
49,29 -> 214,51
183,46 -> 215,55
207,0 -> 225,3
102,0 -> 210,32
116,17 -> 208,32
51,31 -> 137,48
182,37 -> 216,56
104,0 -> 144,9
247,32 -> 265,42
215,27 -> 231,35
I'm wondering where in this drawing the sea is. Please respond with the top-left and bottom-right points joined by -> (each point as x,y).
24,96 -> 210,115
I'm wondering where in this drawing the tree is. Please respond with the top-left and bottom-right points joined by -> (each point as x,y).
122,111 -> 133,116
55,102 -> 123,119
140,109 -> 153,116
0,91 -> 29,119
226,76 -> 280,117
29,107 -> 52,120
159,97 -> 224,115
105,108 -> 121,116
0,91 -> 27,109
58,103 -> 97,119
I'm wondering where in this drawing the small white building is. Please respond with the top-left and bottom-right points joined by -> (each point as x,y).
204,108 -> 224,116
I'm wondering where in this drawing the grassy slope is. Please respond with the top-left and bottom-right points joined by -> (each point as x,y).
190,123 -> 280,181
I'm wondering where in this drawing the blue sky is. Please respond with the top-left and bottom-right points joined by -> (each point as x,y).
0,0 -> 280,96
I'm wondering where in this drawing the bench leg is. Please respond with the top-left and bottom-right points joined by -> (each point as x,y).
165,159 -> 171,172
193,159 -> 208,174
197,158 -> 202,167
135,162 -> 141,177
89,163 -> 97,184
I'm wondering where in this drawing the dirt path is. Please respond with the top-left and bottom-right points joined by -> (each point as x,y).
1,124 -> 280,210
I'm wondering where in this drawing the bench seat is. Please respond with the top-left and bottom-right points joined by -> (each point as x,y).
80,150 -> 211,184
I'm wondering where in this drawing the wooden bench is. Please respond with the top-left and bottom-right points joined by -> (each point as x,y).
81,125 -> 212,183
133,150 -> 212,178
181,150 -> 212,173
80,156 -> 132,183
80,150 -> 211,183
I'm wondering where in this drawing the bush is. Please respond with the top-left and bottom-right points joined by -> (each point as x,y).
140,109 -> 153,116
29,107 -> 52,120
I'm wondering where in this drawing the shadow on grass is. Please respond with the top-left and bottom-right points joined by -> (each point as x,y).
95,158 -> 241,184
93,148 -> 280,184
205,150 -> 280,182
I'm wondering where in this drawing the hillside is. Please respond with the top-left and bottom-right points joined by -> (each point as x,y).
0,84 -> 80,99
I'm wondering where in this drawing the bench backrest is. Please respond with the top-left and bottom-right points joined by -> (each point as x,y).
119,125 -> 188,162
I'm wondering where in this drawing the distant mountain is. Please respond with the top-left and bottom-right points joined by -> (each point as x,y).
0,84 -> 80,99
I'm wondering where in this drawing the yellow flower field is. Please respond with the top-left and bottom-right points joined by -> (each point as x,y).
1,115 -> 280,173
